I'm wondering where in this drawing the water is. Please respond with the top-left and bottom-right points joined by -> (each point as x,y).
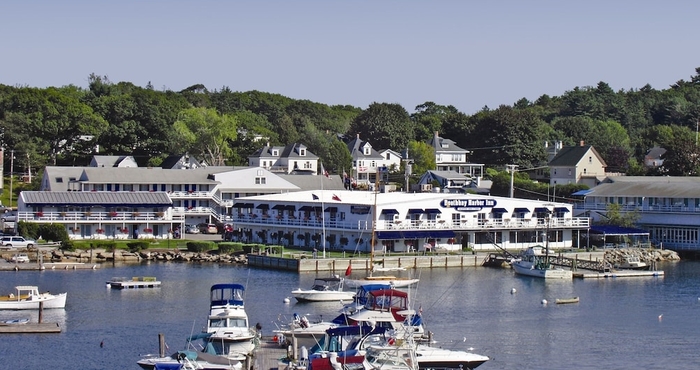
1,260 -> 699,370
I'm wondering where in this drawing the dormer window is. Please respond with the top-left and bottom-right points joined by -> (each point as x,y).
300,148 -> 306,156
364,147 -> 371,155
272,150 -> 278,156
56,177 -> 63,183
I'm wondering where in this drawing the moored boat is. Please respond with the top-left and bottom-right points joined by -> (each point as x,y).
615,256 -> 648,270
137,349 -> 243,370
107,276 -> 161,289
0,286 -> 67,310
203,284 -> 258,359
512,246 -> 572,279
291,276 -> 355,302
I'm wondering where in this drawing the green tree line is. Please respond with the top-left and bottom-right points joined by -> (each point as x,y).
3,68 -> 700,179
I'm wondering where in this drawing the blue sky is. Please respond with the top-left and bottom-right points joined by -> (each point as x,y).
2,0 -> 699,114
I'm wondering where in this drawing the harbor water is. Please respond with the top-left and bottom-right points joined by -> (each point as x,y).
0,260 -> 698,369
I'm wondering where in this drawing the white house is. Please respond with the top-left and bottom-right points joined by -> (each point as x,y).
426,132 -> 484,179
248,143 -> 319,174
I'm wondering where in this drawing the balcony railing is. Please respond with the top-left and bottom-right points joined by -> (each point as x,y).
19,211 -> 183,222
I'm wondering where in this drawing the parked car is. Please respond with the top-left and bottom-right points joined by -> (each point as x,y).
0,236 -> 36,249
1,211 -> 17,222
198,223 -> 218,234
185,224 -> 200,234
11,254 -> 30,263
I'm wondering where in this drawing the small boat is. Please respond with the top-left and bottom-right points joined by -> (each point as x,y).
1,318 -> 29,325
512,246 -> 572,279
107,277 -> 161,289
555,297 -> 580,304
615,256 -> 648,270
291,276 -> 356,302
202,284 -> 258,359
0,286 -> 67,310
345,288 -> 427,341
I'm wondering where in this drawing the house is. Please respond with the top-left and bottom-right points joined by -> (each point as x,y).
346,134 -> 386,186
644,147 -> 666,168
378,149 -> 403,173
426,132 -> 484,179
160,153 -> 206,169
416,170 -> 471,193
248,143 -> 319,174
89,155 -> 138,168
548,142 -> 607,187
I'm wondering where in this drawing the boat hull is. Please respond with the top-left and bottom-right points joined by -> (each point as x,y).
345,277 -> 420,288
291,290 -> 355,302
0,292 -> 67,310
512,263 -> 572,279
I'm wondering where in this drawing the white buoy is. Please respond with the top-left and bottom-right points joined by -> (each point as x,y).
283,297 -> 290,304
658,314 -> 663,321
510,288 -> 517,294
541,299 -> 548,305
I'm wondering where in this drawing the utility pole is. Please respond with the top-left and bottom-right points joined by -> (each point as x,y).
9,150 -> 14,208
506,164 -> 518,198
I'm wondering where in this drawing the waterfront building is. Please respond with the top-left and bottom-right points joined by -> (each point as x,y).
228,190 -> 587,252
575,176 -> 700,251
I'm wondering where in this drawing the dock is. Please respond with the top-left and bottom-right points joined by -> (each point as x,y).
252,339 -> 288,370
574,270 -> 664,279
0,322 -> 61,333
108,277 -> 161,289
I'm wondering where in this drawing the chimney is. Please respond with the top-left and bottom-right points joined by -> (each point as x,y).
580,140 -> 585,147
357,133 -> 360,139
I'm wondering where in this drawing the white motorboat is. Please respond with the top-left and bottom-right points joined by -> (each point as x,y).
345,275 -> 420,289
0,286 -> 67,310
291,276 -> 356,302
309,325 -> 490,370
203,284 -> 258,358
137,349 -> 243,370
511,246 -> 572,279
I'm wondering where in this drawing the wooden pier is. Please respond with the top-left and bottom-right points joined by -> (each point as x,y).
574,270 -> 665,279
252,338 -> 288,370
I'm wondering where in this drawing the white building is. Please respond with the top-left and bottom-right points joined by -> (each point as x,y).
248,143 -> 319,174
427,132 -> 484,179
229,190 -> 587,252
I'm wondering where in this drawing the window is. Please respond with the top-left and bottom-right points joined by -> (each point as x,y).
56,177 -> 63,183
386,153 -> 390,160
589,156 -> 592,163
300,148 -> 306,156
583,168 -> 587,174
272,150 -> 278,156
255,177 -> 266,185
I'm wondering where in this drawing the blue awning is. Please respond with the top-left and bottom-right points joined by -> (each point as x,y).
380,209 -> 399,215
256,204 -> 269,209
428,230 -> 456,239
572,189 -> 593,196
491,208 -> 508,214
402,231 -> 425,239
407,208 -> 424,214
376,231 -> 403,239
554,207 -> 570,213
514,207 -> 530,213
534,207 -> 550,213
424,208 -> 442,214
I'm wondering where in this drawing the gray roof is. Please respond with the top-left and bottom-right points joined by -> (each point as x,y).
79,167 -> 220,185
20,191 -> 172,206
646,146 -> 667,159
425,170 -> 469,180
277,174 -> 345,191
549,145 -> 607,167
346,136 -> 384,160
587,176 -> 700,198
42,166 -> 87,191
90,155 -> 136,167
427,133 -> 468,153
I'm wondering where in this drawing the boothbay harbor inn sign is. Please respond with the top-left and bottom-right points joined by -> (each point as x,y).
228,190 -> 589,252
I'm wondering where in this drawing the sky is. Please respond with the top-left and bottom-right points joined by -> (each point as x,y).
2,0 -> 700,115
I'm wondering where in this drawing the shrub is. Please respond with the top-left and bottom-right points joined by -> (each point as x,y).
217,242 -> 243,254
17,221 -> 40,240
60,239 -> 76,251
39,223 -> 69,243
126,241 -> 150,253
90,240 -> 117,252
187,241 -> 213,253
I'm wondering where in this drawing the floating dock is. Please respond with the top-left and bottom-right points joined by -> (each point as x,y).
574,270 -> 664,279
0,322 -> 61,334
108,277 -> 161,289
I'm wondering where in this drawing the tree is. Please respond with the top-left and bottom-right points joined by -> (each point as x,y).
173,108 -> 238,166
406,141 -> 436,177
660,136 -> 700,176
350,103 -> 413,150
599,203 -> 640,228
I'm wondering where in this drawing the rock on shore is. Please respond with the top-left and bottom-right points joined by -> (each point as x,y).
49,249 -> 249,264
603,248 -> 680,266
